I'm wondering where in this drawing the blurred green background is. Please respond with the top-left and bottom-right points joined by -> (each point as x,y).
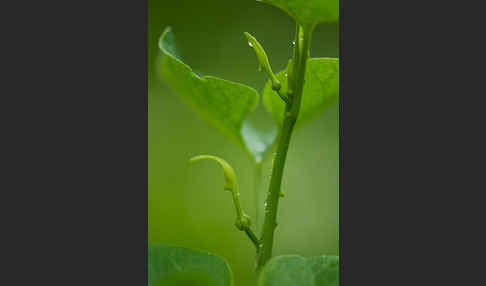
149,1 -> 339,285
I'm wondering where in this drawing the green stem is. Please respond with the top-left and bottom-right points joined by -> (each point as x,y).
229,178 -> 260,251
254,163 -> 265,236
256,23 -> 313,271
245,229 -> 260,250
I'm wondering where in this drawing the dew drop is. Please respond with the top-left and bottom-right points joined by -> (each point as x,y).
291,41 -> 295,47
248,41 -> 254,48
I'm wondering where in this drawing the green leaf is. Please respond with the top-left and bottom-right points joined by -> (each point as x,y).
149,244 -> 233,286
263,58 -> 339,129
259,255 -> 339,286
257,0 -> 338,25
259,255 -> 314,286
158,27 -> 259,151
306,256 -> 339,286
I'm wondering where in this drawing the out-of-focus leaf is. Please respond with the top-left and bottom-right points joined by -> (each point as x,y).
259,255 -> 339,286
241,119 -> 277,163
263,58 -> 339,129
158,27 -> 275,162
148,244 -> 233,286
306,256 -> 339,286
259,255 -> 314,286
257,0 -> 338,25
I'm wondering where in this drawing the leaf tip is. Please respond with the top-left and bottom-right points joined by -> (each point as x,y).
158,26 -> 173,51
163,25 -> 173,33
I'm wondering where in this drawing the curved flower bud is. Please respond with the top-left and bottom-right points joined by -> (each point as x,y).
244,32 -> 281,91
